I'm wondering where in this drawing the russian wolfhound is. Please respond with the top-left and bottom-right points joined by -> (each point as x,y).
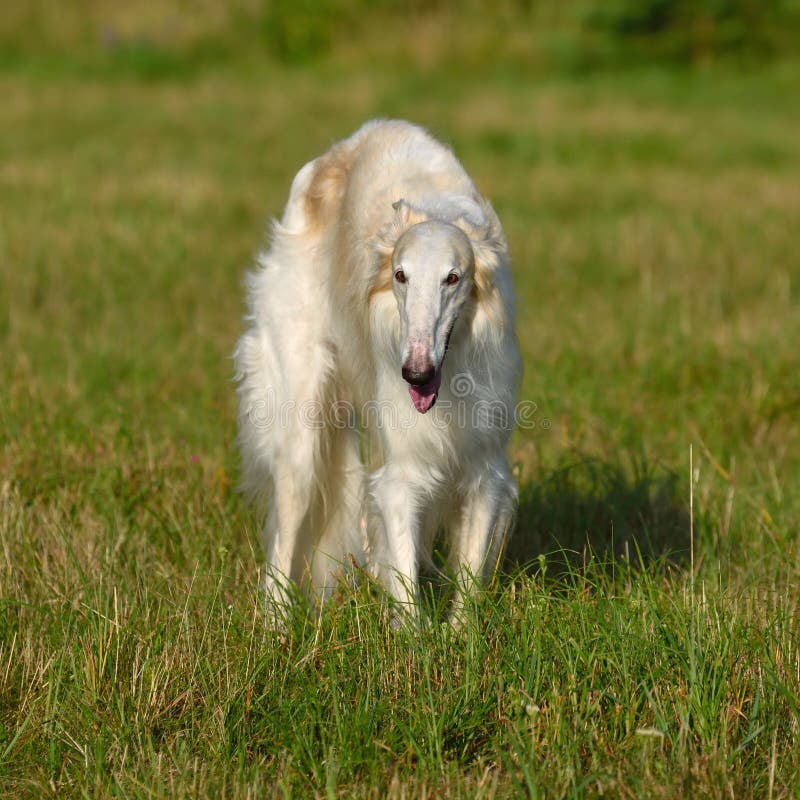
234,119 -> 521,617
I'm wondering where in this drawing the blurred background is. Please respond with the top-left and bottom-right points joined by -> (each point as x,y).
3,0 -> 799,72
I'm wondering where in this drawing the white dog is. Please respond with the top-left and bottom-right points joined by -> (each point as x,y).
234,119 -> 521,616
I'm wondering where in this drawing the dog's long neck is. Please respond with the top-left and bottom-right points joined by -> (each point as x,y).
400,193 -> 487,232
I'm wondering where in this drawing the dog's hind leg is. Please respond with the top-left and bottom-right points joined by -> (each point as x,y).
307,430 -> 366,605
261,435 -> 319,610
235,326 -> 330,616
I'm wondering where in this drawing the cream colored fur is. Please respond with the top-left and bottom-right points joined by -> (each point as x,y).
234,119 -> 521,617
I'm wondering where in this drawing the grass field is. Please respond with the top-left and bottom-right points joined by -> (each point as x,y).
1,6 -> 800,797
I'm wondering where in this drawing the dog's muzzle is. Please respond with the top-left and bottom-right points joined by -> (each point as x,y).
402,364 -> 436,386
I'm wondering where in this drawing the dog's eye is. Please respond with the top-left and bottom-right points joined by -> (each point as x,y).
394,269 -> 406,284
445,272 -> 459,286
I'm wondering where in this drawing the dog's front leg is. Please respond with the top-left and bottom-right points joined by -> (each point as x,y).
448,456 -> 517,616
370,462 -> 423,617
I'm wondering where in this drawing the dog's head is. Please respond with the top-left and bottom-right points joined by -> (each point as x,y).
374,198 -> 504,413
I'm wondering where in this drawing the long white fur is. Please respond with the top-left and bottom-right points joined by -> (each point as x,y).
234,119 -> 521,615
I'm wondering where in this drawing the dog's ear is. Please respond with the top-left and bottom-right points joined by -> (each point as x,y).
454,206 -> 507,320
391,198 -> 412,223
373,199 -> 427,257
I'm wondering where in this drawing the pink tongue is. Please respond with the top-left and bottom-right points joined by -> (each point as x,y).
408,369 -> 442,414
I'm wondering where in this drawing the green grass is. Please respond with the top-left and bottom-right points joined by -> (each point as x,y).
1,7 -> 800,795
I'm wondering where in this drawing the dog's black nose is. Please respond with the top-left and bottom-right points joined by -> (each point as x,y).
402,364 -> 436,386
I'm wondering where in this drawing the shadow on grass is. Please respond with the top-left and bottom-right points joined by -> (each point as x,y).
503,455 -> 691,579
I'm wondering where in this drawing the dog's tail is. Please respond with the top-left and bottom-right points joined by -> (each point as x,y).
234,152 -> 366,597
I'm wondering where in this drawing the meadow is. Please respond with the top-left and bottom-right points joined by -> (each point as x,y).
1,4 -> 799,797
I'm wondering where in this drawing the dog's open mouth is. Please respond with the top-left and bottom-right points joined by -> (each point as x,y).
408,369 -> 442,414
